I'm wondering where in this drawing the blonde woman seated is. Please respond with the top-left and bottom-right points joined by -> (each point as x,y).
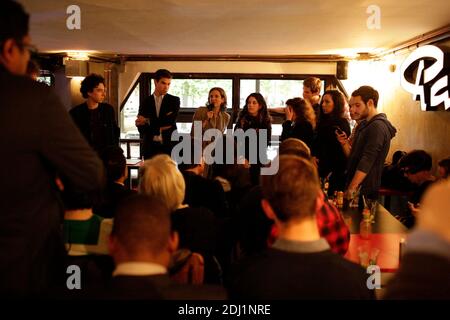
191,87 -> 231,138
139,154 -> 218,259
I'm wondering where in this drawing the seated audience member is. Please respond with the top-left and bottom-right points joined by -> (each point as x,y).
384,180 -> 450,299
177,140 -> 228,218
280,97 -> 316,149
438,157 -> 450,180
229,155 -> 373,299
104,195 -> 226,299
399,150 -> 436,228
61,186 -> 114,292
62,188 -> 112,256
139,154 -> 221,283
238,138 -> 350,257
95,146 -> 136,218
381,150 -> 414,191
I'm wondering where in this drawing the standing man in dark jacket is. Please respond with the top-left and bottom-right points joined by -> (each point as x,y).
70,73 -> 120,154
135,69 -> 180,159
0,0 -> 104,296
344,86 -> 397,200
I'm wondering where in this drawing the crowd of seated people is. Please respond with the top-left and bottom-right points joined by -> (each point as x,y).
3,1 -> 450,299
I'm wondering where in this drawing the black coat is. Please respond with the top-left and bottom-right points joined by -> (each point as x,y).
228,248 -> 374,299
137,94 -> 180,158
69,102 -> 120,153
314,115 -> 351,193
0,66 -> 104,295
280,119 -> 314,149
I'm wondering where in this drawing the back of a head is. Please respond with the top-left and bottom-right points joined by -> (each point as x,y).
61,181 -> 96,211
399,150 -> 432,173
138,154 -> 185,212
112,194 -> 171,256
279,138 -> 311,160
261,155 -> 320,223
0,1 -> 29,47
100,146 -> 126,182
417,179 -> 450,243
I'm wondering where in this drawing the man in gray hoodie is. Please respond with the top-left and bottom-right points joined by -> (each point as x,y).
345,86 -> 397,200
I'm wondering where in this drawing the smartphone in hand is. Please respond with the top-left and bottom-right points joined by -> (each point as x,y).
334,126 -> 344,135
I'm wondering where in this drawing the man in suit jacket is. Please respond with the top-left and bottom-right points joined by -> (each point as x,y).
228,155 -> 373,299
103,195 -> 225,300
0,0 -> 104,296
135,69 -> 180,159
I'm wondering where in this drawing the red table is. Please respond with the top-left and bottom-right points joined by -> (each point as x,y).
345,233 -> 406,272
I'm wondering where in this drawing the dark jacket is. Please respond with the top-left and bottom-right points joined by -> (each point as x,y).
347,113 -> 397,196
94,182 -> 137,218
0,66 -> 104,295
101,274 -> 226,300
137,94 -> 180,158
314,115 -> 351,192
228,247 -> 374,299
182,171 -> 228,218
70,102 -> 120,153
280,119 -> 314,149
384,252 -> 450,299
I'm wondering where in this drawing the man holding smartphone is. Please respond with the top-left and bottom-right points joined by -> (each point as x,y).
344,86 -> 397,201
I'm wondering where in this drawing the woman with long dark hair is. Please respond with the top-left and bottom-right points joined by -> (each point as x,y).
280,97 -> 316,149
235,93 -> 272,185
314,90 -> 351,195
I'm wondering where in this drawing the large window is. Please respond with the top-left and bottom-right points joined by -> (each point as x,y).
120,83 -> 140,138
168,79 -> 233,109
120,74 -> 336,140
240,79 -> 325,108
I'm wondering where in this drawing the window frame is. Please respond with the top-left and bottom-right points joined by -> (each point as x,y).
119,72 -> 347,132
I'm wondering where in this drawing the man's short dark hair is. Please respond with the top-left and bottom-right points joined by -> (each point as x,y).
261,155 -> 320,223
112,195 -> 171,256
100,146 -> 126,182
352,86 -> 379,107
154,69 -> 173,81
399,150 -> 432,174
80,74 -> 105,99
0,1 -> 29,51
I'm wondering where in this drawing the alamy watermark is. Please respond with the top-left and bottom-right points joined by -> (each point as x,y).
66,5 -> 81,30
366,265 -> 381,290
366,5 -> 381,30
171,121 -> 279,176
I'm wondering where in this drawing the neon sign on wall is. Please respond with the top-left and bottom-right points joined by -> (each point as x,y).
400,45 -> 450,111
